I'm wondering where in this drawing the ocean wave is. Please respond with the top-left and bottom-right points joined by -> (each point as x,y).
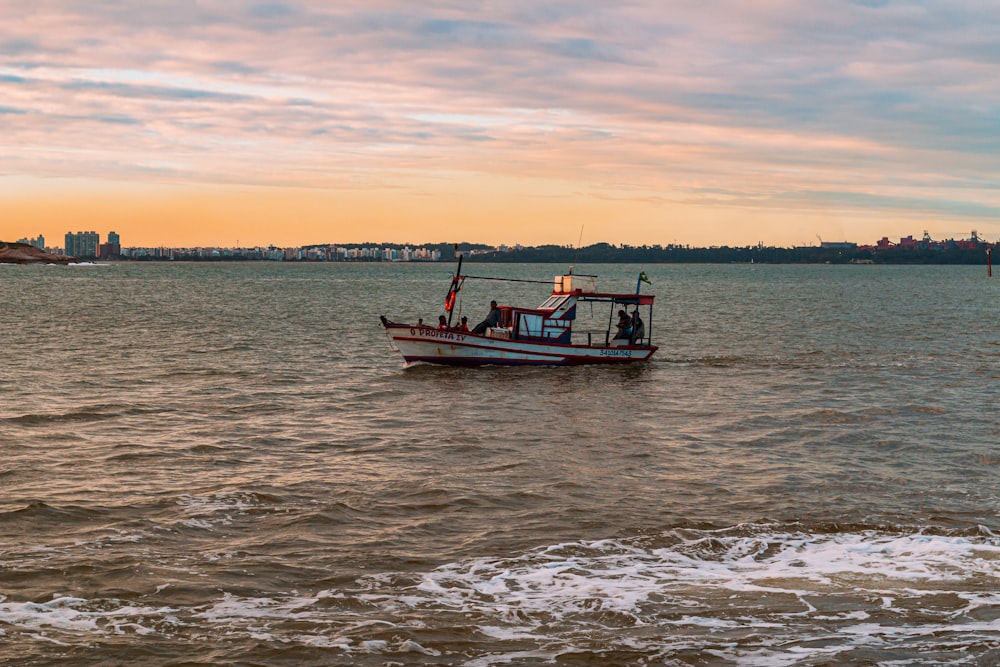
6,410 -> 120,426
350,523 -> 1000,664
0,501 -> 110,522
664,352 -> 974,374
155,368 -> 261,380
3,404 -> 163,426
3,524 -> 999,665
172,491 -> 285,529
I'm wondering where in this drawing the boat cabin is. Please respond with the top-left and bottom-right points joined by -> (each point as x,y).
483,274 -> 654,348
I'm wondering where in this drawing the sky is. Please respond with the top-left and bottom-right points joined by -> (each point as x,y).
1,1 -> 998,248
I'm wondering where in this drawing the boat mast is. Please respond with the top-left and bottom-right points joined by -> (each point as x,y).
445,251 -> 464,328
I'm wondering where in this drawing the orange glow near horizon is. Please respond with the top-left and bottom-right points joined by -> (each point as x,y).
0,176 -> 978,250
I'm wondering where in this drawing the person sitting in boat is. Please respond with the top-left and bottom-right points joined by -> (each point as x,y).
454,316 -> 470,332
472,300 -> 501,335
630,310 -> 645,344
437,315 -> 449,329
613,309 -> 632,340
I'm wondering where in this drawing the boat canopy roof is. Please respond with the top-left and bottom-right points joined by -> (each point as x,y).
571,291 -> 654,305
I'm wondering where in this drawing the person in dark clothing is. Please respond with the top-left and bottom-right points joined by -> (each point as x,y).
472,300 -> 501,335
630,310 -> 645,344
613,309 -> 631,340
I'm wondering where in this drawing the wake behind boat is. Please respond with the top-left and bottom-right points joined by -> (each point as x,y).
380,258 -> 657,366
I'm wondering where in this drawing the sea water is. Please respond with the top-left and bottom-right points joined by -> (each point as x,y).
1,261 -> 998,665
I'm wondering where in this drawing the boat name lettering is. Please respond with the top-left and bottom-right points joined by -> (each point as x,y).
599,349 -> 632,357
411,328 -> 466,342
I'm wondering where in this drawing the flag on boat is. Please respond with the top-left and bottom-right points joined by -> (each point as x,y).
639,271 -> 651,285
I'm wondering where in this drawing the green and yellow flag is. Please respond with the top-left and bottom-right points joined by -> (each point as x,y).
636,271 -> 651,294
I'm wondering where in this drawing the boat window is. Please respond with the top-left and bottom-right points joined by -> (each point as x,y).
538,295 -> 569,310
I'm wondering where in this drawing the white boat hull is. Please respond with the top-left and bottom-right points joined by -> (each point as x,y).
384,325 -> 656,366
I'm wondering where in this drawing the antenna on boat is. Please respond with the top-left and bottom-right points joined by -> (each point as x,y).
569,224 -> 584,275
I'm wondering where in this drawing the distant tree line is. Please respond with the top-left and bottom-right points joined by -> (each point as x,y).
460,242 -> 993,265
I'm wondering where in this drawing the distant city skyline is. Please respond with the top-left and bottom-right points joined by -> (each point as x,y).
7,219 -> 999,253
10,228 -> 991,258
2,3 -> 999,247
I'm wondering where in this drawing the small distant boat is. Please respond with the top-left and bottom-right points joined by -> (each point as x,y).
379,257 -> 657,366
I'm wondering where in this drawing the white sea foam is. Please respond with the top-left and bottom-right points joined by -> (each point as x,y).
0,595 -> 170,636
463,649 -> 562,667
362,526 -> 1000,663
414,529 -> 1000,618
97,528 -> 147,544
18,597 -> 94,628
397,639 -> 440,655
3,527 -> 999,664
176,492 -> 259,515
294,634 -> 351,648
192,592 -> 322,622
172,491 -> 265,529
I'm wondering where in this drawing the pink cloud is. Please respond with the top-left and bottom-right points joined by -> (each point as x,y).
1,1 -> 998,239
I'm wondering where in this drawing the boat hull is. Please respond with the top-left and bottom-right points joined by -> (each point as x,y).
383,324 -> 657,366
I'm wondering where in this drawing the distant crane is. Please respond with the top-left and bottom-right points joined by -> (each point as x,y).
816,235 -> 823,247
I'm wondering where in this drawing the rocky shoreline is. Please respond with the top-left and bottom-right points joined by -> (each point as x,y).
0,242 -> 78,264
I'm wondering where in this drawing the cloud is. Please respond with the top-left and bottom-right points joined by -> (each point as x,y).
0,38 -> 38,55
249,2 -> 296,19
0,1 -> 998,240
84,113 -> 142,125
61,79 -> 253,102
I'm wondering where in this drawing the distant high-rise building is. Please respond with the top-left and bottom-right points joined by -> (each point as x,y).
100,231 -> 122,259
83,231 -> 98,258
64,231 -> 99,259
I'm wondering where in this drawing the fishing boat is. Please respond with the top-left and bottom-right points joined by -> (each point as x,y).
379,257 -> 657,366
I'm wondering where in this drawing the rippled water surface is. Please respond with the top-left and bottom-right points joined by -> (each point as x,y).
1,261 -> 998,665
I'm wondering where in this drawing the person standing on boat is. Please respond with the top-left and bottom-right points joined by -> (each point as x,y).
438,315 -> 450,329
454,316 -> 470,332
472,300 -> 501,335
